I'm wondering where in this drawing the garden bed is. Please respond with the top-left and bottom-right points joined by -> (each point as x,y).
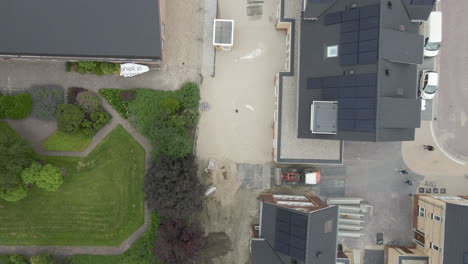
41,131 -> 93,152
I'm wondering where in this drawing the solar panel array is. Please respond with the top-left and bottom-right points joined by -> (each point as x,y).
307,73 -> 377,132
324,4 -> 380,66
274,209 -> 308,261
410,0 -> 435,5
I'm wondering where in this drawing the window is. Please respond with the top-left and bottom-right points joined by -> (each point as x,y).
325,220 -> 333,233
326,45 -> 339,58
418,206 -> 426,217
431,213 -> 442,222
432,243 -> 440,251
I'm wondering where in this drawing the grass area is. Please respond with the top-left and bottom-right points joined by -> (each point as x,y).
0,255 -> 9,264
69,213 -> 159,264
42,130 -> 93,152
0,125 -> 146,246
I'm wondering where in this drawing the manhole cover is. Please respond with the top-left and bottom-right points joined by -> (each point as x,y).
200,102 -> 210,112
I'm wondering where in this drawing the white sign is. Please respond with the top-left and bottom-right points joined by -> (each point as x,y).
120,63 -> 149,78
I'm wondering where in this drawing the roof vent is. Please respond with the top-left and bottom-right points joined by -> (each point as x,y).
385,69 -> 390,76
387,1 -> 393,9
350,3 -> 358,9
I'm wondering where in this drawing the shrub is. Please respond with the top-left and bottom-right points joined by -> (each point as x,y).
56,104 -> 85,133
0,93 -> 33,120
0,185 -> 28,202
100,62 -> 120,75
99,89 -> 129,119
176,82 -> 200,110
90,109 -> 110,130
30,85 -> 64,120
153,220 -> 205,264
30,255 -> 55,264
144,154 -> 205,219
65,62 -> 72,72
21,161 -> 42,185
161,98 -> 181,115
120,90 -> 135,102
35,164 -> 63,192
76,91 -> 101,113
67,87 -> 87,104
9,255 -> 28,264
76,61 -> 97,74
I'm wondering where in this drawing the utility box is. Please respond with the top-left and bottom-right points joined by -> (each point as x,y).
213,19 -> 234,51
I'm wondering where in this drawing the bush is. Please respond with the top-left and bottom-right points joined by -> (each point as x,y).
76,91 -> 101,113
74,61 -> 119,76
99,89 -> 129,119
0,93 -> 33,120
65,62 -> 72,72
30,255 -> 55,264
153,220 -> 205,264
30,85 -> 64,120
67,87 -> 87,104
0,185 -> 28,202
56,104 -> 85,133
144,154 -> 205,220
35,164 -> 63,192
160,98 -> 181,115
176,82 -> 200,110
120,90 -> 135,102
9,255 -> 28,264
21,161 -> 42,185
90,109 -> 110,130
100,62 -> 120,75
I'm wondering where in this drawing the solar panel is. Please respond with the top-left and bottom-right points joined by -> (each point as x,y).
356,119 -> 375,131
277,209 -> 291,222
357,98 -> 375,108
359,39 -> 378,52
289,247 -> 306,261
356,108 -> 374,119
277,221 -> 290,233
338,109 -> 356,119
341,8 -> 359,22
275,240 -> 290,255
357,85 -> 376,97
356,74 -> 377,86
341,31 -> 359,43
340,53 -> 358,65
310,0 -> 336,3
341,20 -> 359,33
291,213 -> 308,228
359,4 -> 379,18
339,87 -> 356,98
359,28 -> 379,41
323,76 -> 340,88
289,236 -> 307,249
290,225 -> 307,239
359,17 -> 379,30
339,75 -> 357,87
322,88 -> 339,99
338,119 -> 355,130
274,209 -> 308,261
276,231 -> 290,242
324,12 -> 342,25
340,42 -> 358,55
358,51 -> 378,64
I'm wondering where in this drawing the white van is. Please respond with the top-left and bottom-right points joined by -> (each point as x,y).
424,11 -> 442,57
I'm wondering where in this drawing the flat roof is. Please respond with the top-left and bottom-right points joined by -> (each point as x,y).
298,0 -> 425,142
0,0 -> 162,60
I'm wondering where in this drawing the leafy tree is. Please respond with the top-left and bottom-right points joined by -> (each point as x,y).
35,164 -> 63,192
143,154 -> 205,219
0,185 -> 28,202
56,104 -> 85,133
0,127 -> 33,194
30,254 -> 55,264
76,91 -> 101,113
21,161 -> 42,185
9,255 -> 28,264
90,109 -> 110,130
153,220 -> 205,264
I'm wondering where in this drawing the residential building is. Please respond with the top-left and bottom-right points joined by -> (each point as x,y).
0,0 -> 166,63
250,193 -> 349,264
273,0 -> 435,164
385,195 -> 468,264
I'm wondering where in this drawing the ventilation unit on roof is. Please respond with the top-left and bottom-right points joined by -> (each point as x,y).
387,1 -> 393,9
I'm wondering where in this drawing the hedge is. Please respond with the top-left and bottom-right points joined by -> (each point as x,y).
0,92 -> 33,120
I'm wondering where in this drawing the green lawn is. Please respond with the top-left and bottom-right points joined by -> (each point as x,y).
42,130 -> 93,152
0,125 -> 146,246
69,213 -> 159,264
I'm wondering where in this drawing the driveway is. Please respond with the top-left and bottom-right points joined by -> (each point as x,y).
0,0 -> 203,93
433,0 -> 468,162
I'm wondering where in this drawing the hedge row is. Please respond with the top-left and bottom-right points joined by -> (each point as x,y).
0,92 -> 33,120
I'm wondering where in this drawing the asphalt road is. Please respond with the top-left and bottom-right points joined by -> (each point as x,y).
433,0 -> 468,161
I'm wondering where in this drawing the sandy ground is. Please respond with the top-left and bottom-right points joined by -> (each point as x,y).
195,0 -> 285,263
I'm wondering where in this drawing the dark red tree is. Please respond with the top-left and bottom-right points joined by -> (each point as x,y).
153,220 -> 205,264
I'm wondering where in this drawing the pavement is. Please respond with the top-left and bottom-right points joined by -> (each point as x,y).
432,0 -> 468,162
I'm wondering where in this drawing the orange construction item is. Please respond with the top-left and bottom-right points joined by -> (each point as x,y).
281,172 -> 300,182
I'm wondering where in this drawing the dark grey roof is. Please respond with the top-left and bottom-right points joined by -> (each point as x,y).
254,202 -> 339,264
298,0 -> 425,142
363,249 -> 384,264
401,0 -> 435,22
251,239 -> 284,264
0,0 -> 162,60
443,203 -> 468,264
304,0 -> 337,19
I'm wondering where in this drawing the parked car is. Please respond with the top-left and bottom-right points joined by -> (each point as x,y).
419,71 -> 439,100
423,11 -> 442,57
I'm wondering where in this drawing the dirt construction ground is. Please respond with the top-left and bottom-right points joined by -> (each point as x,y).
195,0 -> 286,263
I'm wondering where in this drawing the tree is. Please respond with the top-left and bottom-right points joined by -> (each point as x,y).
30,255 -> 55,264
35,164 -> 63,192
0,127 -> 33,194
153,220 -> 205,264
76,91 -> 101,113
143,154 -> 205,219
9,255 -> 28,264
56,104 -> 85,133
21,161 -> 42,184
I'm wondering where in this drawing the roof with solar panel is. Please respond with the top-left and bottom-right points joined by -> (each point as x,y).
296,0 -> 434,142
